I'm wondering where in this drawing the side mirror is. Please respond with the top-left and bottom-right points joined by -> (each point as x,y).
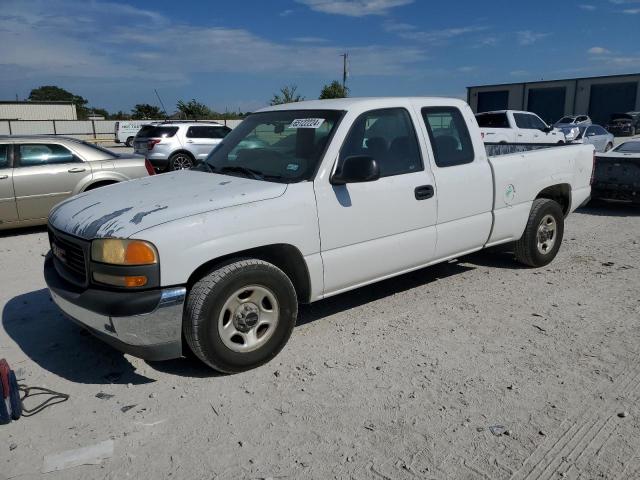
331,155 -> 380,185
541,126 -> 553,133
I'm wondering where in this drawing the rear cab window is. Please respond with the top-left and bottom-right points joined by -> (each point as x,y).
422,107 -> 475,168
476,113 -> 509,129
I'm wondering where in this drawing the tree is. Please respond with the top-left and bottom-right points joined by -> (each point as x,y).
131,103 -> 164,119
176,99 -> 213,119
28,85 -> 89,119
319,81 -> 348,99
270,85 -> 304,105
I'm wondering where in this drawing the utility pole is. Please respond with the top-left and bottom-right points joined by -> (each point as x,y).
340,53 -> 348,90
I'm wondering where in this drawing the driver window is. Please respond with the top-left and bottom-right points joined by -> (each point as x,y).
339,108 -> 422,178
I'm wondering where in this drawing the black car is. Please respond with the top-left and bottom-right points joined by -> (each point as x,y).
606,112 -> 640,137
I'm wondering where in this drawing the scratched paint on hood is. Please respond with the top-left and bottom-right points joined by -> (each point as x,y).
48,171 -> 287,240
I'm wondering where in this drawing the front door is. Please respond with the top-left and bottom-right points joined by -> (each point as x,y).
12,143 -> 91,221
0,144 -> 18,225
314,107 -> 438,296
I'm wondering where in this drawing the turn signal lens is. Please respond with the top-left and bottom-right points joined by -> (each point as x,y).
91,239 -> 158,265
93,272 -> 148,287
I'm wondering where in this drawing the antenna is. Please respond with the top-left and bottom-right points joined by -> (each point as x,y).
154,89 -> 168,119
340,53 -> 348,90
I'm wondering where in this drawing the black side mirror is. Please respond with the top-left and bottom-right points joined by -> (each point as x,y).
542,126 -> 553,133
331,155 -> 380,185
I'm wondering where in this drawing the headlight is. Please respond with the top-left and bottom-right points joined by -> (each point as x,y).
91,239 -> 158,265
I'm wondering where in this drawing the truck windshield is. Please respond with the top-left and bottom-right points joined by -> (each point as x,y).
202,110 -> 343,183
614,142 -> 640,153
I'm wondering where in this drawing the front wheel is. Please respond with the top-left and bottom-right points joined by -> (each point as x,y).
169,152 -> 194,171
514,198 -> 564,267
184,259 -> 298,373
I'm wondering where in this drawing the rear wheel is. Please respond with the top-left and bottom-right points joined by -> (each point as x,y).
169,152 -> 194,171
514,198 -> 564,267
184,259 -> 298,373
125,136 -> 134,147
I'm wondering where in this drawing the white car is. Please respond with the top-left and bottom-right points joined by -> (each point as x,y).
44,97 -> 593,373
476,110 -> 566,144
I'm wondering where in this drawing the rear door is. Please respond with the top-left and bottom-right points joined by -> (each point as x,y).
12,143 -> 92,221
0,144 -> 18,224
315,106 -> 438,295
185,126 -> 230,160
419,105 -> 494,259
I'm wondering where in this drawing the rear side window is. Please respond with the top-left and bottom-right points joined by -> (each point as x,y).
18,144 -> 79,167
0,145 -> 8,168
186,126 -> 231,139
340,108 -> 422,178
136,126 -> 178,138
422,107 -> 475,168
476,113 -> 509,128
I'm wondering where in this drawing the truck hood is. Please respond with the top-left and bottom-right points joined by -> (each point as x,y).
48,171 -> 287,240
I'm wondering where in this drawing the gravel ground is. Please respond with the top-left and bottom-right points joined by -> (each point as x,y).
1,201 -> 640,480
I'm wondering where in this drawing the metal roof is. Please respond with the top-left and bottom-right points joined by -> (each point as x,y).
467,72 -> 640,90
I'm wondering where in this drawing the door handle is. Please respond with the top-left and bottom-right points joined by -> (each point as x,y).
0,175 -> 8,180
68,167 -> 86,173
186,140 -> 194,143
415,185 -> 434,201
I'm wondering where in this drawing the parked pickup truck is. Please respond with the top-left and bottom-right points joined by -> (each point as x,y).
476,110 -> 566,144
592,140 -> 640,203
44,98 -> 593,373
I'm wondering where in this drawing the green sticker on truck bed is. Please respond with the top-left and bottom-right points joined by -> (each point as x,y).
289,118 -> 325,129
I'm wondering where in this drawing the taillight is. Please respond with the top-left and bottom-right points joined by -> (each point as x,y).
590,152 -> 596,185
144,159 -> 156,176
148,139 -> 161,150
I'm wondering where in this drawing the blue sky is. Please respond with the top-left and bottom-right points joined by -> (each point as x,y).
1,0 -> 639,114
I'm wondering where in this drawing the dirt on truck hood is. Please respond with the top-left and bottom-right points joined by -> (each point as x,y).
48,171 -> 287,240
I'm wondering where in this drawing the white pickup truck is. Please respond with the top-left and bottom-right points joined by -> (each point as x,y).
476,110 -> 566,144
44,98 -> 593,373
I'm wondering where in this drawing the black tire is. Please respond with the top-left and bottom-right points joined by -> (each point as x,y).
125,136 -> 134,147
184,259 -> 298,373
168,152 -> 194,171
514,198 -> 564,267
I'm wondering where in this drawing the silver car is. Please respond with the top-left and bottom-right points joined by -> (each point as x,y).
133,121 -> 232,171
0,136 -> 152,230
573,125 -> 615,152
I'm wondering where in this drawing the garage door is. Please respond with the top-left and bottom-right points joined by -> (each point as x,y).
477,91 -> 509,113
589,82 -> 638,125
527,87 -> 566,125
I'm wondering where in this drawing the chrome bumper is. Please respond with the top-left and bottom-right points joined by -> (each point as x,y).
50,287 -> 186,361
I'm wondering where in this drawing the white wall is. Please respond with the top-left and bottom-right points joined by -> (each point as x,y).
0,103 -> 77,120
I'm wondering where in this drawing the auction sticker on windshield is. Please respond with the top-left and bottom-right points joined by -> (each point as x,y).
289,118 -> 325,129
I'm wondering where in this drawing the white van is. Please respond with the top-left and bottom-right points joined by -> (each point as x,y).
114,120 -> 162,146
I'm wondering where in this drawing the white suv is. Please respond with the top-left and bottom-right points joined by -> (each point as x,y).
133,121 -> 232,171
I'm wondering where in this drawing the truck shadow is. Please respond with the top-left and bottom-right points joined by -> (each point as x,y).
577,200 -> 640,217
2,289 -> 154,385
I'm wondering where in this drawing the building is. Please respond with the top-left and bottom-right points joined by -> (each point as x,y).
0,101 -> 78,120
467,73 -> 640,125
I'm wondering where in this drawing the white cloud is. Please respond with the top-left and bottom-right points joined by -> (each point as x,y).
384,22 -> 489,45
622,8 -> 640,13
588,46 -> 612,55
579,4 -> 596,10
517,30 -> 550,45
296,0 -> 413,17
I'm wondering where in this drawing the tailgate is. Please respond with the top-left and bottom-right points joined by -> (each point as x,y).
594,156 -> 640,188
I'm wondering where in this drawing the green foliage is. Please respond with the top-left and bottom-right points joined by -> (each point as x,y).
319,81 -> 348,99
176,99 -> 214,119
270,85 -> 304,105
131,103 -> 164,119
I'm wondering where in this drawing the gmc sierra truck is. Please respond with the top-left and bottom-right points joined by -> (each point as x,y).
44,98 -> 594,373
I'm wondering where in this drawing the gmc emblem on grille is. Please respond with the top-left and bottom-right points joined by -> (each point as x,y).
52,243 -> 67,263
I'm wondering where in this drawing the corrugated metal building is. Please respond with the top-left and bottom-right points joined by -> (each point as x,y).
467,73 -> 640,125
0,101 -> 78,120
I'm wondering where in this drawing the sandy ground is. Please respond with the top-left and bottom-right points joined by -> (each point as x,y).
1,201 -> 640,480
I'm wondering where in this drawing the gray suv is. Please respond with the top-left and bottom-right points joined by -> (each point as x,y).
133,121 -> 232,171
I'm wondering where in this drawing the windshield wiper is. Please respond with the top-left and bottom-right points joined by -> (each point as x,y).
218,165 -> 265,180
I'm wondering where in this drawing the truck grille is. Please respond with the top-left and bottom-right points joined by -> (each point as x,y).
48,228 -> 89,286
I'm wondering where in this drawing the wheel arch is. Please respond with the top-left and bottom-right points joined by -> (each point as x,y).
170,149 -> 195,160
186,243 -> 312,304
535,183 -> 571,216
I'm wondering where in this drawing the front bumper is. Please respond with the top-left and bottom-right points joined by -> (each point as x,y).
44,254 -> 185,361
